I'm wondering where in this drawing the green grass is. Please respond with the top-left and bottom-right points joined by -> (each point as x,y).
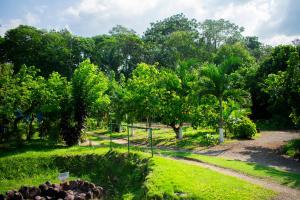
89,127 -> 222,150
146,157 -> 274,200
160,150 -> 300,189
0,142 -> 276,200
283,139 -> 300,159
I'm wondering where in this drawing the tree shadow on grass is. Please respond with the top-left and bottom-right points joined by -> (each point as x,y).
239,146 -> 300,173
0,139 -> 67,158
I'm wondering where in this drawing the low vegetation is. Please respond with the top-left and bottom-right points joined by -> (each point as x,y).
160,150 -> 300,189
0,145 -> 276,200
283,139 -> 300,160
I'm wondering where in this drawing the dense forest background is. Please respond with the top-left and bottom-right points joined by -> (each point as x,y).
1,14 -> 300,146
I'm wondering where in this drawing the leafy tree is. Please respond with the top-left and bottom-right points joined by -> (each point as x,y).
157,61 -> 199,139
254,45 -> 297,125
143,14 -> 202,68
109,25 -> 136,36
263,51 -> 300,127
200,19 -> 244,51
69,59 -> 110,146
125,63 -> 160,128
199,57 -> 245,143
0,64 -> 47,142
92,33 -> 144,78
1,25 -> 43,73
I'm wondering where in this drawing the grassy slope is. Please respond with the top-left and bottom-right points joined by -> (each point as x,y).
87,129 -> 300,190
146,157 -> 274,200
160,150 -> 300,189
0,145 -> 275,200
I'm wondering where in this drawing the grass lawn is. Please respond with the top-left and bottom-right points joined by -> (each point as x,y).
89,126 -> 228,150
0,142 -> 275,200
160,149 -> 300,189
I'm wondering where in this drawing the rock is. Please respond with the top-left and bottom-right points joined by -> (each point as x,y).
44,188 -> 56,198
3,180 -> 104,200
61,182 -> 70,191
12,192 -> 23,200
57,191 -> 67,199
18,186 -> 29,199
28,187 -> 41,198
85,191 -> 93,200
64,194 -> 74,200
45,182 -> 52,187
34,195 -> 43,200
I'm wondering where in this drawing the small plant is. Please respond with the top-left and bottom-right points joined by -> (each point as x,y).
231,117 -> 257,139
283,139 -> 300,159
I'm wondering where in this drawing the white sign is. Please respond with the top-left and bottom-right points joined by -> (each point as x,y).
58,172 -> 69,182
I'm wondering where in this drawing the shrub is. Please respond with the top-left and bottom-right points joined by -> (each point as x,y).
283,139 -> 300,159
231,117 -> 257,139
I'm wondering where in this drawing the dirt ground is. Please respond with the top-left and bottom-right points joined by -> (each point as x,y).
196,131 -> 300,173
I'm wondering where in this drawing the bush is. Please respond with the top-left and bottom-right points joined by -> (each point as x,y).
231,117 -> 257,139
283,139 -> 300,159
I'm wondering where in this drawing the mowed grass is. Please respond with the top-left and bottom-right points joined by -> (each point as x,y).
160,150 -> 300,189
89,126 -> 222,150
146,157 -> 275,200
0,143 -> 275,200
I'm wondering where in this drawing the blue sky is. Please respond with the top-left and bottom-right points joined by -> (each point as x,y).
0,0 -> 299,45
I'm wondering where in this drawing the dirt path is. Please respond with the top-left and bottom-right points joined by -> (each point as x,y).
195,131 -> 300,173
165,156 -> 300,200
87,131 -> 300,172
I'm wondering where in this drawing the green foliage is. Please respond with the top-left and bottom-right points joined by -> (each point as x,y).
200,19 -> 244,50
125,63 -> 160,124
230,117 -> 257,139
261,46 -> 300,127
283,139 -> 300,159
68,59 -> 110,145
0,150 -> 149,199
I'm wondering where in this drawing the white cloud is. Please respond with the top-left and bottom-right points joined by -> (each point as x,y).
263,34 -> 300,46
0,18 -> 22,35
1,0 -> 299,45
25,12 -> 40,25
214,0 -> 288,36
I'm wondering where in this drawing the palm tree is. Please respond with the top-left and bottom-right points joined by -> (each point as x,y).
200,56 -> 243,143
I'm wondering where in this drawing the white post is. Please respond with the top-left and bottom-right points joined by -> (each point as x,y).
219,128 -> 224,143
178,127 -> 183,140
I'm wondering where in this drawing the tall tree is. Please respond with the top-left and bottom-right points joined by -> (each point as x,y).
199,57 -> 244,143
200,19 -> 244,51
69,59 -> 110,146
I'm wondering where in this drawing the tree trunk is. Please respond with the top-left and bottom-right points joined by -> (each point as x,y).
170,122 -> 183,140
13,117 -> 23,144
131,122 -> 134,136
26,114 -> 35,141
218,97 -> 224,143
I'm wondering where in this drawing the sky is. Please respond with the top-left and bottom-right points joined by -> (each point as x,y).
0,0 -> 299,46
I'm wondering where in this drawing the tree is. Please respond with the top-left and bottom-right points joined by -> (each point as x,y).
199,57 -> 244,143
200,19 -> 244,51
109,25 -> 136,36
0,64 -> 47,142
69,59 -> 110,146
254,45 -> 297,126
263,51 -> 300,127
1,25 -> 43,73
92,33 -> 144,78
125,63 -> 160,128
143,14 -> 203,68
157,61 -> 199,139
